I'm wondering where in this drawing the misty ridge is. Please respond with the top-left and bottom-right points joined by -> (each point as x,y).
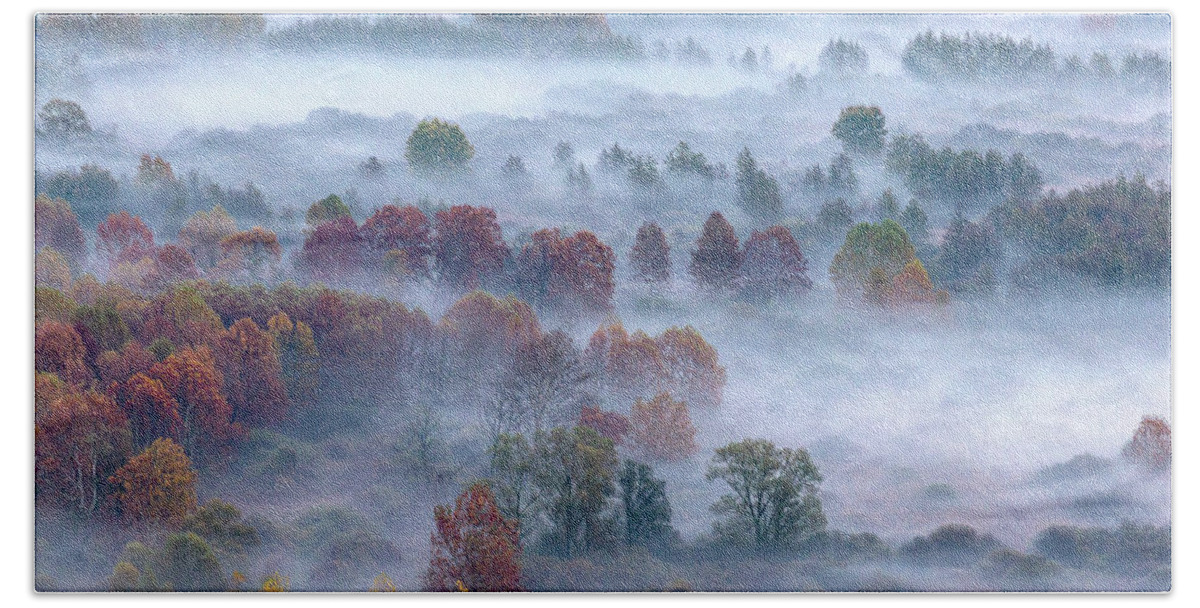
33,13 -> 1169,593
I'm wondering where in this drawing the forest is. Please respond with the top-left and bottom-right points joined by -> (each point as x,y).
33,13 -> 1170,592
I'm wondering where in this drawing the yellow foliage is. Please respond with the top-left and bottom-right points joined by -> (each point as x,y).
261,572 -> 289,592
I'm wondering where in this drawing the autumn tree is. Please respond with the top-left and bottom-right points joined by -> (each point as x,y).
35,321 -> 92,386
433,205 -> 510,289
584,322 -> 665,408
689,211 -> 743,289
35,390 -> 132,513
135,154 -> 176,186
829,219 -> 917,300
113,373 -> 183,449
1122,416 -> 1171,471
579,405 -> 631,446
740,225 -> 813,302
306,194 -> 352,227
215,318 -> 288,427
618,460 -> 675,549
513,228 -> 616,313
183,499 -> 262,559
96,211 -> 155,268
630,222 -> 671,284
267,312 -> 320,410
406,118 -> 475,175
300,216 -> 364,280
35,195 -> 87,267
361,204 -> 432,275
534,426 -> 620,557
441,290 -> 541,361
147,346 -> 239,457
147,244 -> 199,290
656,326 -> 726,410
735,148 -> 784,222
35,248 -> 73,292
490,330 -> 588,438
142,284 -> 224,348
630,393 -> 698,462
95,340 -> 155,387
109,437 -> 199,527
217,227 -> 282,284
832,105 -> 887,155
706,439 -> 826,549
178,205 -> 237,271
425,482 -> 522,592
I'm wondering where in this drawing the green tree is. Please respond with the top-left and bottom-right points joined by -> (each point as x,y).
405,118 -> 474,174
735,148 -> 783,222
159,532 -> 225,591
831,106 -> 887,156
899,199 -> 929,245
706,439 -> 826,550
618,460 -> 675,549
306,194 -> 351,227
534,426 -> 619,557
829,219 -> 917,299
183,499 -> 261,558
39,98 -> 92,139
488,433 -> 539,538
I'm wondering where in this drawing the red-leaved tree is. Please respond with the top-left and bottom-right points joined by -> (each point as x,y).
689,211 -> 742,290
630,222 -> 671,284
425,481 -> 523,592
361,204 -> 432,275
433,205 -> 509,290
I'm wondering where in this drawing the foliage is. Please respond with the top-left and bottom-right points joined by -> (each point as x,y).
618,460 -> 675,548
830,220 -> 947,305
305,194 -> 352,227
97,211 -> 156,268
433,205 -> 510,289
35,320 -> 92,385
425,482 -> 523,591
819,38 -> 868,75
706,439 -> 826,550
900,524 -> 1002,566
740,225 -> 811,302
35,389 -> 131,513
38,165 -> 120,224
630,222 -> 671,284
361,204 -> 432,275
1033,522 -> 1170,575
159,532 -> 225,591
488,433 -> 539,533
406,118 -> 475,174
689,212 -> 743,290
178,205 -> 237,271
514,228 -> 616,313
215,318 -> 289,427
35,195 -> 87,267
491,330 -> 589,438
109,437 -> 199,527
886,135 -> 1042,207
735,148 -> 783,222
217,227 -> 282,284
579,406 -> 630,446
39,98 -> 92,139
832,106 -> 887,155
665,141 -> 716,179
182,499 -> 261,557
299,216 -> 364,280
932,214 -> 1000,293
1122,416 -> 1171,471
630,393 -> 698,462
534,426 -> 620,557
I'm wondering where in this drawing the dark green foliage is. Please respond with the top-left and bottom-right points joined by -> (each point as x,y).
735,148 -> 783,222
706,439 -> 826,550
819,39 -> 868,75
981,549 -> 1061,581
886,134 -> 1042,208
618,460 -> 675,549
534,426 -> 620,557
38,165 -> 120,225
991,175 -> 1170,286
628,155 -> 661,189
899,199 -> 929,245
665,141 -> 716,180
831,106 -> 887,155
900,524 -> 1002,566
488,433 -> 539,535
148,337 -> 176,361
932,214 -> 1000,293
159,532 -> 225,591
829,219 -> 918,297
501,154 -> 527,177
876,188 -> 900,222
902,31 -> 1057,82
599,143 -> 633,174
800,154 -> 858,197
39,98 -> 92,139
291,505 -> 402,589
817,198 -> 854,241
183,499 -> 261,557
1033,522 -> 1170,575
73,303 -> 131,354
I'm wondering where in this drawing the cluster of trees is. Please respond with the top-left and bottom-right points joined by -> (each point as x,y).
818,38 -> 869,76
990,175 -> 1170,287
886,134 -> 1044,209
680,212 -> 813,303
422,434 -> 830,591
901,30 -> 1171,92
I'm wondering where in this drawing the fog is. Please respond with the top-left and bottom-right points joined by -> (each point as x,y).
34,12 -> 1170,592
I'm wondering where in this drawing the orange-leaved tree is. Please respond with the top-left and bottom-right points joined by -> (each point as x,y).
109,437 -> 199,528
630,393 -> 698,462
424,481 -> 522,592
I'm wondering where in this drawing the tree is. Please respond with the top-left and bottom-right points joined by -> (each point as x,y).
39,98 -> 92,139
740,225 -> 812,302
113,372 -> 183,449
876,188 -> 900,222
665,141 -> 715,179
109,437 -> 198,527
135,155 -> 176,186
933,214 -> 999,293
689,212 -> 742,289
433,205 -> 509,289
618,460 -> 674,548
534,426 -> 619,557
630,222 -> 671,283
406,118 -> 475,175
178,205 -> 237,272
502,155 -> 527,178
96,340 -> 155,387
488,433 -> 539,536
35,195 -> 86,267
630,393 -> 697,462
655,326 -> 726,410
735,148 -> 783,222
513,228 -> 615,313
819,38 -> 868,75
899,199 -> 929,245
829,219 -> 918,300
36,249 -> 73,291
159,532 -> 225,591
306,194 -> 352,227
96,211 -> 155,268
490,330 -> 588,440
148,245 -> 199,290
267,313 -> 320,410
215,318 -> 288,427
425,482 -> 522,592
35,321 -> 91,386
183,499 -> 261,558
579,406 -> 630,446
831,105 -> 887,155
35,389 -> 131,513
817,198 -> 854,240
299,216 -> 364,279
147,346 -> 239,457
553,141 -> 575,168
441,290 -> 541,361
361,204 -> 432,275
706,439 -> 826,549
217,227 -> 282,284
1122,416 -> 1171,471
